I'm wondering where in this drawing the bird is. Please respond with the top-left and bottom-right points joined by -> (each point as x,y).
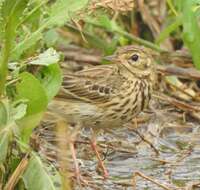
48,45 -> 156,180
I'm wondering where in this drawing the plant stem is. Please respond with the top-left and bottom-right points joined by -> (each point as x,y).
84,20 -> 165,53
166,0 -> 178,16
116,30 -> 164,52
0,32 -> 11,97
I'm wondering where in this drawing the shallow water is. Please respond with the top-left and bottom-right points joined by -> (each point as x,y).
74,113 -> 200,189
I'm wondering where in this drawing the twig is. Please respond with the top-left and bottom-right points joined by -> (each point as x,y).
129,127 -> 159,156
4,154 -> 29,190
157,65 -> 200,80
164,79 -> 200,102
133,171 -> 172,190
129,119 -> 159,155
153,93 -> 200,112
149,158 -> 172,164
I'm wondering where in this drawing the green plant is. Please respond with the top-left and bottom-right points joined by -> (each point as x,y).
0,0 -> 88,189
156,0 -> 200,69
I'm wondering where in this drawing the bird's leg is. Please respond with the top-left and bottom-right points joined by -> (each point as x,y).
69,142 -> 80,180
69,141 -> 88,185
90,132 -> 109,179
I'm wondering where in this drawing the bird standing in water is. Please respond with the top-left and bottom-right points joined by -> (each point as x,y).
48,45 -> 156,180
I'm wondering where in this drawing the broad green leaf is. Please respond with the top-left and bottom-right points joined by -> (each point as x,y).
15,72 -> 48,142
29,48 -> 60,66
182,0 -> 200,69
16,72 -> 48,115
39,63 -> 62,101
22,154 -> 62,190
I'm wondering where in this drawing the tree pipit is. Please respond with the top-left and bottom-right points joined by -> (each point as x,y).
48,45 -> 156,180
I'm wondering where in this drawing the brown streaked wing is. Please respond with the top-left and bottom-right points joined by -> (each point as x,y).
59,65 -> 120,104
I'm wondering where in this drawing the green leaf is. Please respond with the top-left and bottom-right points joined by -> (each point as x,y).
0,0 -> 29,42
0,99 -> 27,128
29,48 -> 60,66
22,154 -> 62,190
0,99 -> 9,128
17,113 -> 44,144
182,0 -> 200,69
15,72 -> 48,143
44,29 -> 59,47
39,63 -> 62,101
89,14 -> 122,32
11,102 -> 27,121
26,48 -> 62,101
12,0 -> 88,59
16,72 -> 48,115
11,29 -> 43,60
0,129 -> 11,164
17,0 -> 47,27
156,16 -> 182,44
47,0 -> 88,27
166,0 -> 178,16
0,0 -> 29,95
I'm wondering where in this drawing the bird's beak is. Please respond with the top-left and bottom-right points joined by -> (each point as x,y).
103,55 -> 116,61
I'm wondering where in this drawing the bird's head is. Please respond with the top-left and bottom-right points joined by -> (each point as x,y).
104,45 -> 155,80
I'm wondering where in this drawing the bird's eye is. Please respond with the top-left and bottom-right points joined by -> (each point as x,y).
131,54 -> 139,62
